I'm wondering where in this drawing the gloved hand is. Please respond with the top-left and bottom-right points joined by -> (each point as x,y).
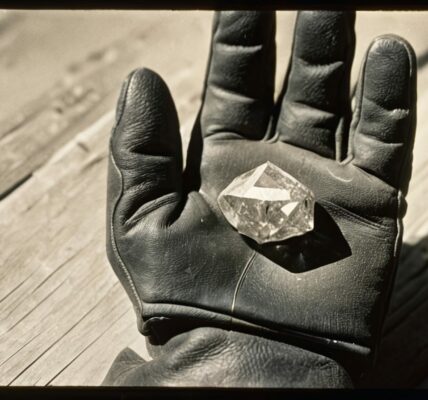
104,11 -> 416,386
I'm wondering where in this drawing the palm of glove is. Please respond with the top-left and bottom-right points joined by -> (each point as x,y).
107,11 -> 416,372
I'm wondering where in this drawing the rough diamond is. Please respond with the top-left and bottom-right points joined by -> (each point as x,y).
217,162 -> 315,244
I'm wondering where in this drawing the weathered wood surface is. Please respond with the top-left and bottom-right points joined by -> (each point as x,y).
1,11 -> 428,387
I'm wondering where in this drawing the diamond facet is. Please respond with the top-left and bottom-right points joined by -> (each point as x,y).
217,162 -> 315,244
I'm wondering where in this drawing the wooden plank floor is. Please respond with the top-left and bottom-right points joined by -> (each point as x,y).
1,11 -> 428,386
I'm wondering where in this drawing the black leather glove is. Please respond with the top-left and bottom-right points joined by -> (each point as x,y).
104,327 -> 352,387
104,11 -> 416,386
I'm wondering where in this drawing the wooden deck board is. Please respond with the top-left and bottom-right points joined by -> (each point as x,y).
1,11 -> 428,387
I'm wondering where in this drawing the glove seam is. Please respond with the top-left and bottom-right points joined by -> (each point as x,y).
108,69 -> 143,313
369,37 -> 416,370
109,149 -> 143,313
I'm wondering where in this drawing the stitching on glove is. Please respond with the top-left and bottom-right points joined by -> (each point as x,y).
393,36 -> 415,258
109,150 -> 143,313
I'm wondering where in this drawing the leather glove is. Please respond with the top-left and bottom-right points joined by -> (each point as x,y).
104,10 -> 416,385
103,327 -> 352,387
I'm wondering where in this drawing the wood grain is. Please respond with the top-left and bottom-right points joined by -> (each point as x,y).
1,11 -> 428,387
0,10 -> 214,386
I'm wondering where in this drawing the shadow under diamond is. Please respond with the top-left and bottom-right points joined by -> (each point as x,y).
244,202 -> 352,273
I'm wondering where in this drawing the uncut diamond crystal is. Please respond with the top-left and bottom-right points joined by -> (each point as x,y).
218,162 -> 315,244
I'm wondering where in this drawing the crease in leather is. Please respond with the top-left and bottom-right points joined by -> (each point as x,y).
208,83 -> 262,105
346,39 -> 368,163
141,301 -> 371,357
335,13 -> 355,162
109,149 -> 142,312
231,250 -> 256,314
295,56 -> 345,70
320,200 -> 393,235
281,99 -> 337,119
108,355 -> 145,385
335,116 -> 347,162
125,192 -> 181,229
214,42 -> 264,53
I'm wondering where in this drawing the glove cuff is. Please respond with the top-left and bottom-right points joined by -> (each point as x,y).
104,327 -> 353,388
